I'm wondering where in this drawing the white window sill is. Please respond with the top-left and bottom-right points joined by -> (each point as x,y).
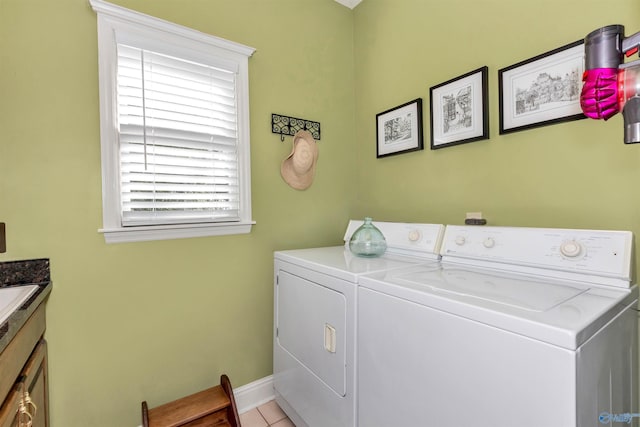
99,221 -> 255,244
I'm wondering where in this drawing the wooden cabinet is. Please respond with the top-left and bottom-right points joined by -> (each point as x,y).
19,341 -> 47,427
0,383 -> 23,427
0,304 -> 48,427
0,339 -> 47,427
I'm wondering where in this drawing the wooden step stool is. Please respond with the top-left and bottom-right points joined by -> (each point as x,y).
141,374 -> 241,427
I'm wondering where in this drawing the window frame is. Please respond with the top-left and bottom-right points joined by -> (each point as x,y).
91,0 -> 255,243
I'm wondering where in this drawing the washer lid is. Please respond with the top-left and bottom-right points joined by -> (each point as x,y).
397,267 -> 587,312
359,264 -> 637,350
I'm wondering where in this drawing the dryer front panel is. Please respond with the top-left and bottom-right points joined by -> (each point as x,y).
276,270 -> 347,396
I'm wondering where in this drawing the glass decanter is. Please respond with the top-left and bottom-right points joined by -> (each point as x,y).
349,217 -> 387,257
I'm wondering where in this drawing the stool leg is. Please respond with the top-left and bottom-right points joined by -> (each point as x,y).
141,401 -> 149,427
221,375 -> 241,427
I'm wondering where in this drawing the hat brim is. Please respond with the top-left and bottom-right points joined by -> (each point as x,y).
280,130 -> 319,190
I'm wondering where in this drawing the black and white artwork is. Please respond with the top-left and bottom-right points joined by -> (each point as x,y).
384,113 -> 413,144
376,99 -> 423,158
499,40 -> 585,134
430,66 -> 489,149
513,68 -> 581,116
441,85 -> 473,134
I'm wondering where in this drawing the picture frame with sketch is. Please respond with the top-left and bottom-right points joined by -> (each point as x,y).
376,98 -> 424,158
430,66 -> 489,149
498,40 -> 585,134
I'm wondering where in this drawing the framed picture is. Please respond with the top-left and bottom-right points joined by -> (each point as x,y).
376,98 -> 424,158
429,66 -> 489,149
499,40 -> 585,134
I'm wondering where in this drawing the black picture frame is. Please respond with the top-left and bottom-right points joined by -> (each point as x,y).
376,98 -> 424,158
498,40 -> 586,134
429,66 -> 489,149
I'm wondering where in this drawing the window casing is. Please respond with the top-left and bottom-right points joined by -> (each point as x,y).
91,0 -> 255,243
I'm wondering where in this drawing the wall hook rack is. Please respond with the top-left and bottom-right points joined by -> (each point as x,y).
272,113 -> 321,142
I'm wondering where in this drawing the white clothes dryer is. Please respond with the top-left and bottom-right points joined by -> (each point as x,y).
357,225 -> 639,427
273,220 -> 445,427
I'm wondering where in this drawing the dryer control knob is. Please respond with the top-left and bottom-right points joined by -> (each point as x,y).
408,230 -> 421,242
560,240 -> 583,258
455,236 -> 466,246
483,237 -> 495,248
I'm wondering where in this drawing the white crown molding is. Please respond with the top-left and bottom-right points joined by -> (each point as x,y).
334,0 -> 362,9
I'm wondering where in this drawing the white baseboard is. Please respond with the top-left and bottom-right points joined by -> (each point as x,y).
233,375 -> 275,414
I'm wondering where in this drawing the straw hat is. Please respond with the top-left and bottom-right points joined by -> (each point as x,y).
280,130 -> 319,190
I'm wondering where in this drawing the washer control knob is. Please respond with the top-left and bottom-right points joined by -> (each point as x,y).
408,230 -> 421,242
560,240 -> 583,258
483,237 -> 495,248
455,236 -> 466,246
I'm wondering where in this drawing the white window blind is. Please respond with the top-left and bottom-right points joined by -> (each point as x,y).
117,44 -> 240,226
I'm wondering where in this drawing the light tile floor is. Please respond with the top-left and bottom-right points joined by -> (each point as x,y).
240,399 -> 295,427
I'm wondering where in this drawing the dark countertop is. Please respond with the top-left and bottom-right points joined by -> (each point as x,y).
0,259 -> 52,355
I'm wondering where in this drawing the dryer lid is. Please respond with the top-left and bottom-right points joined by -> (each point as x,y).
275,246 -> 433,283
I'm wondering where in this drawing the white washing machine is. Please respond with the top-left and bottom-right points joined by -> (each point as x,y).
273,220 -> 445,427
357,225 -> 639,427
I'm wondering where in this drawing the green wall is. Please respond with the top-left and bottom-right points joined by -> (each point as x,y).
353,0 -> 640,276
0,0 -> 355,426
3,0 -> 640,425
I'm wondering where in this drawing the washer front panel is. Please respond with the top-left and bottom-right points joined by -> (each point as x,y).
358,286 -> 577,427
